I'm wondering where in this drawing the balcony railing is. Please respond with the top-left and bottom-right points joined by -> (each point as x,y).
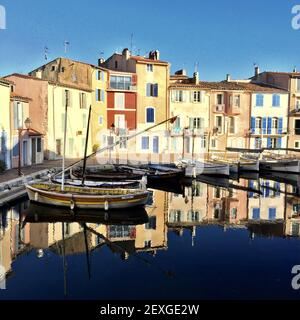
109,82 -> 136,91
214,104 -> 225,113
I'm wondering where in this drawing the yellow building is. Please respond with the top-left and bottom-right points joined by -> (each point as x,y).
0,78 -> 12,169
47,83 -> 92,159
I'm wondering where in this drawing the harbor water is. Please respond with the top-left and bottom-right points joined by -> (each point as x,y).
0,174 -> 300,300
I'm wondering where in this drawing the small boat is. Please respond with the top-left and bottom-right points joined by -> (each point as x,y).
26,183 -> 149,210
211,159 -> 259,174
179,159 -> 230,177
259,159 -> 300,174
52,178 -> 141,189
71,167 -> 144,181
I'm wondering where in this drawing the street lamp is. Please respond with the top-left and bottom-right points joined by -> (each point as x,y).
18,118 -> 32,177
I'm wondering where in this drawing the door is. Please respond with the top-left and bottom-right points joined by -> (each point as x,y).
31,138 -> 36,165
22,140 -> 28,166
56,139 -> 62,156
153,136 -> 159,154
114,114 -> 126,129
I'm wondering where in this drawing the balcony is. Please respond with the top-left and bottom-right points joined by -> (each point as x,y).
214,104 -> 225,113
290,106 -> 300,115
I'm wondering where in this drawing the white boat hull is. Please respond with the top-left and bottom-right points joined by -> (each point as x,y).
260,160 -> 300,174
184,161 -> 230,177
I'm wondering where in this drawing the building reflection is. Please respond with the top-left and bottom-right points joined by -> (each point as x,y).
1,177 -> 300,282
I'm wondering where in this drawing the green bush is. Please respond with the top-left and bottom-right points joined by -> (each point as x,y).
0,160 -> 7,173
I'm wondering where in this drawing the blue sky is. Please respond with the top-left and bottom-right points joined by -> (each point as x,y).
0,0 -> 299,80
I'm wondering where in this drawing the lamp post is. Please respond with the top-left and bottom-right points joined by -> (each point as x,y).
109,123 -> 115,164
18,118 -> 32,177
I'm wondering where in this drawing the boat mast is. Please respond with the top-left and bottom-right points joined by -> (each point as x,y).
62,95 -> 68,191
82,105 -> 92,186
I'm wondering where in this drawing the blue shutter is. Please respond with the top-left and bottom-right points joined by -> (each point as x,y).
262,117 -> 267,134
267,138 -> 272,149
256,94 -> 264,107
269,208 -> 276,220
249,181 -> 254,198
147,108 -> 154,123
275,182 -> 281,197
12,137 -> 19,157
278,118 -> 283,134
251,117 -> 256,133
265,182 -> 270,198
253,208 -> 260,220
101,90 -> 105,102
277,137 -> 282,149
272,94 -> 280,107
267,117 -> 272,134
95,90 -> 99,102
154,84 -> 158,97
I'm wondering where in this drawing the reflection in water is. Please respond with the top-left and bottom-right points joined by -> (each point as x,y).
0,175 -> 300,299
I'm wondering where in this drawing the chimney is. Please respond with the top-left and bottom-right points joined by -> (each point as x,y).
175,69 -> 187,76
254,65 -> 260,77
226,74 -> 231,82
149,50 -> 160,60
193,72 -> 199,84
98,58 -> 105,66
293,66 -> 297,73
122,48 -> 130,60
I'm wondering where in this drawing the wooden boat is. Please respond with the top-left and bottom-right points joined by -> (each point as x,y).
52,178 -> 141,189
211,159 -> 259,174
180,159 -> 230,177
259,159 -> 300,174
26,183 -> 149,210
71,167 -> 144,181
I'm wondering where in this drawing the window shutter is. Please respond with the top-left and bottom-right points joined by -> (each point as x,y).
267,137 -> 272,149
69,91 -> 72,107
251,117 -> 256,133
13,101 -> 18,129
277,137 -> 282,149
278,118 -> 283,134
146,83 -> 151,97
154,84 -> 158,97
262,117 -> 267,134
265,182 -> 270,197
269,208 -> 276,220
101,90 -> 105,102
101,71 -> 105,81
249,181 -> 254,198
189,118 -> 194,129
132,74 -> 137,86
171,90 -> 176,102
63,90 -> 66,107
200,91 -> 205,103
190,91 -> 194,102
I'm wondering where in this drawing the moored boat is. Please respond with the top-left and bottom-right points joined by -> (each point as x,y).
180,159 -> 230,177
26,183 -> 149,210
259,159 -> 300,174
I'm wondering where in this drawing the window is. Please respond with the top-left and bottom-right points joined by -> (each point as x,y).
193,91 -> 202,103
189,117 -> 204,130
200,137 -> 206,149
115,93 -> 125,109
267,137 -> 281,149
146,107 -> 155,123
13,101 -> 23,129
83,114 -> 87,129
233,95 -> 240,107
295,141 -> 300,149
297,79 -> 300,92
115,61 -> 118,69
37,138 -> 42,153
231,208 -> 238,219
96,70 -> 104,81
146,83 -> 158,97
255,137 -> 262,149
252,208 -> 260,220
172,90 -> 185,102
269,208 -> 277,220
119,136 -> 127,149
211,139 -> 217,149
115,114 -> 126,129
98,116 -> 103,126
229,117 -> 235,134
12,137 -> 19,157
216,116 -> 223,133
272,117 -> 278,130
295,119 -> 300,135
256,94 -> 264,107
272,94 -> 280,107
79,92 -> 87,109
110,75 -> 132,90
61,67 -> 65,73
147,64 -> 153,72
64,90 -> 71,107
217,94 -> 224,105
96,89 -> 105,102
141,137 -> 150,150
145,216 -> 156,230
51,65 -> 56,71
144,240 -> 152,248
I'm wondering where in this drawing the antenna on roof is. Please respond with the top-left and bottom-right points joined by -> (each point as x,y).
64,40 -> 70,55
293,65 -> 297,72
130,33 -> 134,53
194,62 -> 199,73
44,46 -> 49,61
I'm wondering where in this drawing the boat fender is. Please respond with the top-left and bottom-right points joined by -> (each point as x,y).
34,192 -> 39,202
70,199 -> 75,211
104,201 -> 109,211
193,167 -> 197,178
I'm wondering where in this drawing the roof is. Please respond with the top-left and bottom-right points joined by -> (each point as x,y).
10,92 -> 32,102
265,71 -> 300,77
169,80 -> 287,92
19,128 -> 43,136
130,55 -> 169,65
0,77 -> 14,85
4,73 -> 49,82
